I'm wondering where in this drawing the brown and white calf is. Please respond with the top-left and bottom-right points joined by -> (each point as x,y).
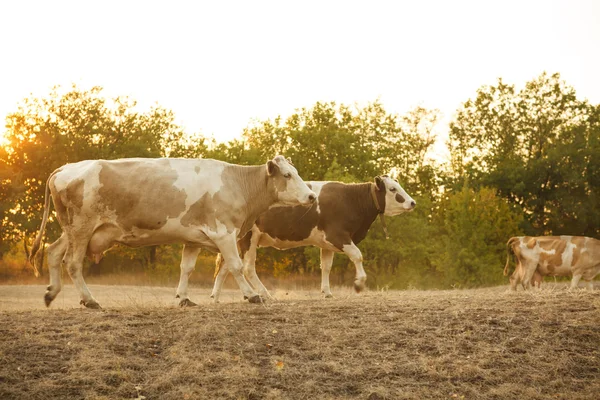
210,176 -> 415,301
504,236 -> 600,290
29,156 -> 315,308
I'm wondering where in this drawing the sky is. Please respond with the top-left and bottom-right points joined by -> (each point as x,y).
1,0 -> 599,154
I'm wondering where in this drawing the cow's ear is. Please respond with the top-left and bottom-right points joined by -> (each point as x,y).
267,160 -> 278,176
374,176 -> 385,191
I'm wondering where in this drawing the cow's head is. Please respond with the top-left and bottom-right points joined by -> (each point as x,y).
267,155 -> 316,206
374,175 -> 416,216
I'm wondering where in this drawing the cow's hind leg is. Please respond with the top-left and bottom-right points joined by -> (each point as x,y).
176,245 -> 202,307
521,261 -> 538,290
342,242 -> 367,293
320,249 -> 335,298
586,280 -> 594,290
570,274 -> 582,290
213,234 -> 260,303
44,234 -> 68,306
64,239 -> 101,309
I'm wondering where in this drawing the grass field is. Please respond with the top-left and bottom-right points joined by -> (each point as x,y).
0,283 -> 599,399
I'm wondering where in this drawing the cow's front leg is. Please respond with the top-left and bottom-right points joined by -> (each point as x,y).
320,249 -> 335,298
214,234 -> 261,303
342,242 -> 367,293
176,245 -> 202,307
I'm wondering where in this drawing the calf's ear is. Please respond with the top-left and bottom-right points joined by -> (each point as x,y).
267,160 -> 278,176
374,176 -> 385,191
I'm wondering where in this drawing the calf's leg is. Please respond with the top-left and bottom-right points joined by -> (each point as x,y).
320,249 -> 335,298
342,242 -> 367,293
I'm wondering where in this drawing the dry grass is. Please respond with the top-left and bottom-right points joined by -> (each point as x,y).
0,284 -> 599,399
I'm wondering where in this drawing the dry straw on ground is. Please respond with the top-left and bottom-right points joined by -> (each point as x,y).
0,284 -> 599,399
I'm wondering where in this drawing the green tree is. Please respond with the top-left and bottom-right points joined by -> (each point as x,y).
448,72 -> 596,236
432,186 -> 524,287
0,85 -> 202,260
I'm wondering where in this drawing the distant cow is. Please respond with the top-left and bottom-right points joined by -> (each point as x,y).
210,176 -> 415,302
29,156 -> 316,308
504,236 -> 600,290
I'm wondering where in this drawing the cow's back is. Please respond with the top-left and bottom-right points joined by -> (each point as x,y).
255,181 -> 377,250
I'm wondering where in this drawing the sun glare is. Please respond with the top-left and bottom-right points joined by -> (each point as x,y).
0,132 -> 8,148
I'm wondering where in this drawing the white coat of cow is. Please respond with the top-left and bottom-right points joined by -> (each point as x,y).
504,236 -> 600,290
29,156 -> 316,308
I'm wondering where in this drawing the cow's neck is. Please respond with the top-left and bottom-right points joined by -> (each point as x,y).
237,165 -> 277,236
348,183 -> 382,244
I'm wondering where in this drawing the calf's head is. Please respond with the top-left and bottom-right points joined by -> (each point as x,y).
374,175 -> 416,216
266,155 -> 316,206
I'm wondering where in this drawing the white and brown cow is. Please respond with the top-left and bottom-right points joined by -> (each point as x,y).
504,236 -> 600,290
29,156 -> 316,308
210,176 -> 415,302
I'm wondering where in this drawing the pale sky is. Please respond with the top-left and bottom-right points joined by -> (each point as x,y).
1,0 -> 599,152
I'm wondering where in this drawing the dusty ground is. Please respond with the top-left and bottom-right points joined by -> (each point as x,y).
0,284 -> 599,400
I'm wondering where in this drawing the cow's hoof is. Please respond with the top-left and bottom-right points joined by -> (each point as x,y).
179,299 -> 197,307
324,293 -> 333,299
44,292 -> 54,307
247,295 -> 263,304
354,281 -> 366,293
80,299 -> 102,309
175,294 -> 180,299
209,294 -> 214,299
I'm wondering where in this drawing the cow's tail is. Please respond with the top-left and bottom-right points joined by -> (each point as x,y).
504,237 -> 520,276
29,169 -> 59,274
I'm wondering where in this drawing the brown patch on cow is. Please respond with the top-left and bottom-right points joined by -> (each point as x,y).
181,164 -> 271,236
66,179 -> 85,209
254,181 -> 382,252
395,193 -> 405,203
98,160 -> 187,231
194,166 -> 201,174
538,238 -> 567,272
256,203 -> 319,243
305,182 -> 381,249
181,192 -> 221,231
526,237 -> 536,249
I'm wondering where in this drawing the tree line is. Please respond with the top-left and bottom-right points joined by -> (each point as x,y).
1,73 -> 598,289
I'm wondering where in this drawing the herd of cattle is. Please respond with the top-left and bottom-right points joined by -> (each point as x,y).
28,156 -> 599,309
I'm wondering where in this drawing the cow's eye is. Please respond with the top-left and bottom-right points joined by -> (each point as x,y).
390,187 -> 397,192
283,173 -> 291,179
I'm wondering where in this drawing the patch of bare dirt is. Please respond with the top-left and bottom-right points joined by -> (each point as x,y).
0,285 -> 599,399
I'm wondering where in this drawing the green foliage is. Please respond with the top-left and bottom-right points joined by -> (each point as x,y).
448,72 -> 597,237
0,85 -> 201,266
432,186 -> 523,287
1,73 -> 598,288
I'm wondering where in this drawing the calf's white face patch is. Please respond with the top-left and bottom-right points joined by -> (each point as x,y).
380,176 -> 415,216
